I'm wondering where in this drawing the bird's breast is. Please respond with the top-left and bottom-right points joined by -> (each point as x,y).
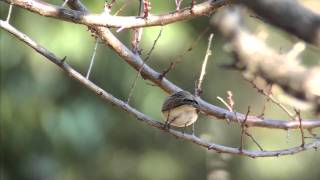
162,105 -> 198,127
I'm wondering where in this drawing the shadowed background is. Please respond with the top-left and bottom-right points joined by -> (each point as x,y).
1,0 -> 320,180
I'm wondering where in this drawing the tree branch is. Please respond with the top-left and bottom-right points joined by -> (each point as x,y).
3,0 -> 228,28
212,7 -> 320,113
1,20 -> 319,157
238,0 -> 320,47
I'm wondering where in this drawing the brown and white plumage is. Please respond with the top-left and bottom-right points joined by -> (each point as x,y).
161,91 -> 199,127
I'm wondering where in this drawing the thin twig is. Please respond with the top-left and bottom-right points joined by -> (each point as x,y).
61,0 -> 69,7
295,109 -> 305,147
216,95 -> 233,123
159,26 -> 210,79
240,106 -> 265,151
217,96 -> 232,112
258,84 -> 272,118
114,0 -> 133,16
131,0 -> 144,54
195,33 -> 214,96
249,80 -> 295,119
245,132 -> 264,151
6,4 -> 13,22
239,106 -> 250,151
86,38 -> 99,79
127,26 -> 164,104
175,0 -> 183,10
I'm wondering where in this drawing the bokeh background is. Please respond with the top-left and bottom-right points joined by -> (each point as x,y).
1,0 -> 320,179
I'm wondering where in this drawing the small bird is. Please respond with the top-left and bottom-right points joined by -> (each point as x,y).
161,91 -> 200,128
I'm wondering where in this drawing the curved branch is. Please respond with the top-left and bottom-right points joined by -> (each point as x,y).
3,0 -> 228,28
238,0 -> 320,47
1,20 -> 319,157
212,7 -> 320,113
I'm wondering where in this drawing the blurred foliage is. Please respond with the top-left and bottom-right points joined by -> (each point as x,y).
1,0 -> 320,180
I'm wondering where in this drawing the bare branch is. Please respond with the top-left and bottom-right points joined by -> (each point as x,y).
238,0 -> 320,47
127,26 -> 163,104
86,38 -> 99,79
212,7 -> 320,113
3,0 -> 228,29
1,20 -> 319,157
195,33 -> 214,96
5,4 -> 13,22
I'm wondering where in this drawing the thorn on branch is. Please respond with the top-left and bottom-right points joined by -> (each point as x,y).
60,56 -> 67,65
159,62 -> 177,80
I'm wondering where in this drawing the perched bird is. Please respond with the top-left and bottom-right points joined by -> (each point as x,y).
161,91 -> 200,128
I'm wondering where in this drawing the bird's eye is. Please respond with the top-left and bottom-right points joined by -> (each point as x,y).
183,99 -> 198,104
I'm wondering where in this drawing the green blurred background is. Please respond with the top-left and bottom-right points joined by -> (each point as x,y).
1,0 -> 320,179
